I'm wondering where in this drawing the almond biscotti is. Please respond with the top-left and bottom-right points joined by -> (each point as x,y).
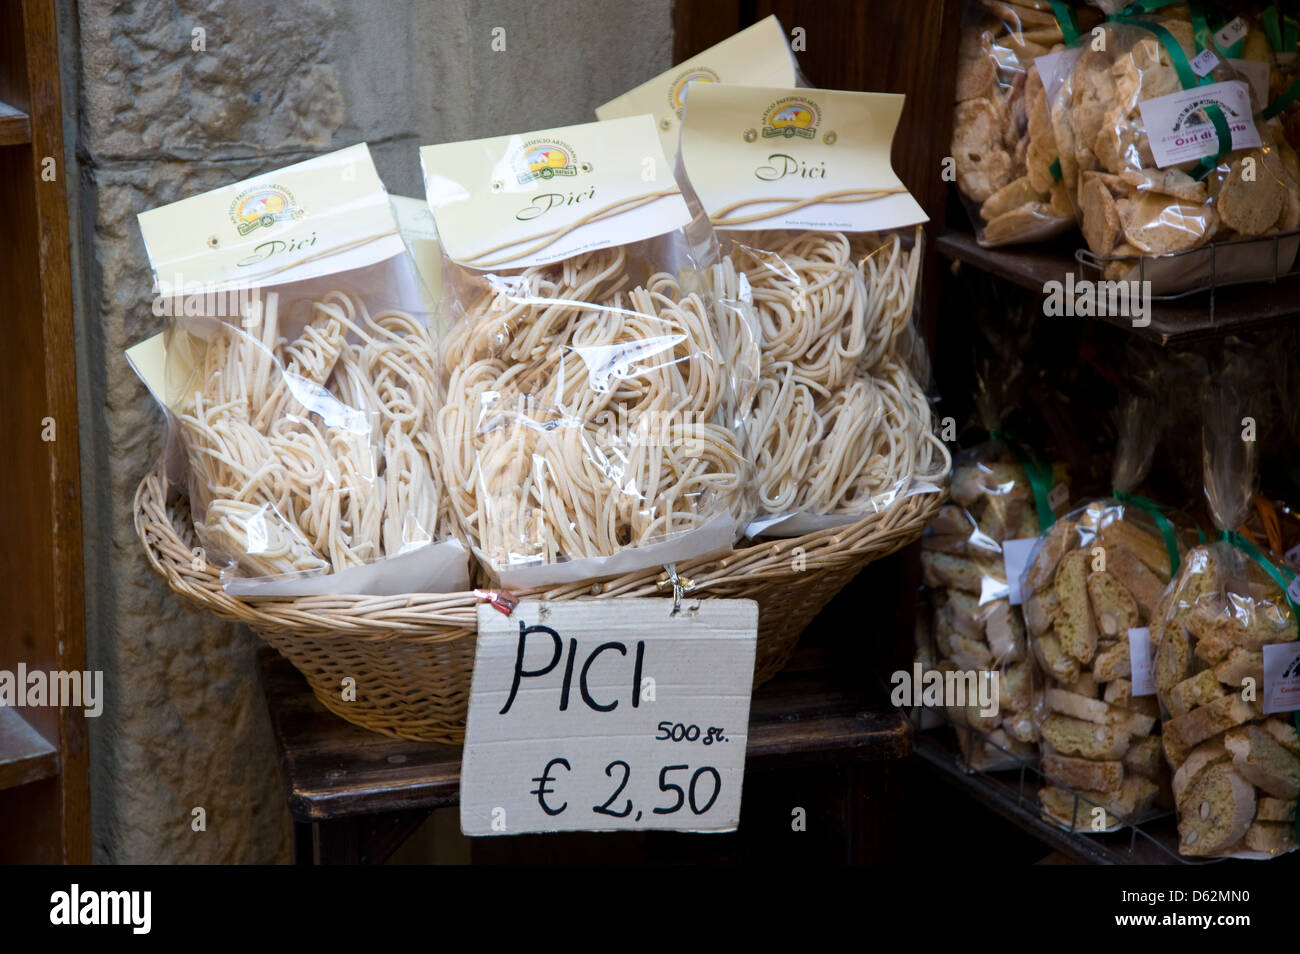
1153,540 -> 1300,858
920,447 -> 1063,770
1024,501 -> 1190,831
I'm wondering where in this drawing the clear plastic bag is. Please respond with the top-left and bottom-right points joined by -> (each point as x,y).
921,442 -> 1055,770
136,145 -> 469,596
1021,392 -> 1193,831
677,83 -> 948,537
951,0 -> 1092,246
1056,15 -> 1300,289
1152,362 -> 1300,858
423,117 -> 755,587
716,228 -> 950,537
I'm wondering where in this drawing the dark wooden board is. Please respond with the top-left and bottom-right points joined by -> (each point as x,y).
261,643 -> 910,822
0,708 -> 57,791
0,100 -> 30,145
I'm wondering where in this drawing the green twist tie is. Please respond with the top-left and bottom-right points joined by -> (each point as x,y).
1112,489 -> 1180,576
1049,157 -> 1063,182
1048,0 -> 1080,46
1260,71 -> 1300,122
1262,5 -> 1298,55
991,430 -> 1056,533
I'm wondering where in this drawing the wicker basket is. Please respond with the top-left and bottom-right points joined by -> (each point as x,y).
135,469 -> 944,743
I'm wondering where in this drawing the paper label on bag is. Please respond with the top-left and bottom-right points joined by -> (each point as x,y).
1228,58 -> 1271,110
680,84 -> 927,233
1190,49 -> 1221,78
1138,81 -> 1261,169
1285,544 -> 1300,574
1035,48 -> 1082,106
1262,641 -> 1300,713
595,15 -> 796,155
460,598 -> 757,835
1002,537 -> 1038,606
1215,17 -> 1248,52
421,115 -> 691,270
138,144 -> 402,295
1129,627 -> 1155,696
1287,575 -> 1300,606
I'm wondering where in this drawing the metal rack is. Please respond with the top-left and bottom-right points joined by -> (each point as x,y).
908,709 -> 1227,866
1075,228 -> 1300,324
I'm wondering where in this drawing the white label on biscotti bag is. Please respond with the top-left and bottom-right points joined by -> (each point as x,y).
680,83 -> 928,232
1128,627 -> 1155,696
420,116 -> 691,270
1190,48 -> 1221,78
1138,81 -> 1261,169
1285,544 -> 1300,574
1034,48 -> 1082,105
1261,640 -> 1300,713
1228,58 -> 1271,110
1287,575 -> 1300,606
1215,17 -> 1248,51
1002,537 -> 1038,606
460,599 -> 757,835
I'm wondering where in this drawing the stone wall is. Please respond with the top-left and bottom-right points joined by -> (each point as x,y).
62,0 -> 673,864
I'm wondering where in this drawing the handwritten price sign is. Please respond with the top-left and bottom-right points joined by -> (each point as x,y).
460,598 -> 758,835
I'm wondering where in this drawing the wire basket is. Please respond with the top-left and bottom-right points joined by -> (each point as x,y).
135,468 -> 945,743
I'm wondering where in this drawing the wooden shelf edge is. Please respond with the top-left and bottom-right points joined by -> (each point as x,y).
935,227 -> 1300,345
0,707 -> 58,791
0,101 -> 32,146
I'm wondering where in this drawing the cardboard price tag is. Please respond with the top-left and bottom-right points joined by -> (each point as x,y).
460,598 -> 758,836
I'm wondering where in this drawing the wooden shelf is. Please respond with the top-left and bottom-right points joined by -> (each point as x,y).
936,228 -> 1300,345
260,645 -> 910,822
0,708 -> 57,791
0,101 -> 31,146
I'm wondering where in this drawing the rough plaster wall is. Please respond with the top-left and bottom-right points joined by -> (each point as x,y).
67,0 -> 673,864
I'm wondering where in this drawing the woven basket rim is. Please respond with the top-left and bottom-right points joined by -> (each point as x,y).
134,467 -> 945,639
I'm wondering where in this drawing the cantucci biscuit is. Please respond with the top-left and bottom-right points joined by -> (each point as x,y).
1040,713 -> 1130,760
1166,668 -> 1226,719
1178,763 -> 1255,856
1086,570 -> 1139,638
1223,725 -> 1300,800
1054,550 -> 1098,663
1043,752 -> 1124,793
1123,736 -> 1163,781
1164,694 -> 1256,752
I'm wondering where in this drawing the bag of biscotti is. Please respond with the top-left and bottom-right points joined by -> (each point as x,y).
1055,12 -> 1300,294
1152,363 -> 1299,859
1021,390 -> 1196,832
951,0 -> 1100,246
918,362 -> 1070,770
921,441 -> 1067,769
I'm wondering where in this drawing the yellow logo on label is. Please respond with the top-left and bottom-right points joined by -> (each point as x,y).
669,67 -> 719,118
229,185 -> 303,236
515,139 -> 588,185
762,98 -> 819,140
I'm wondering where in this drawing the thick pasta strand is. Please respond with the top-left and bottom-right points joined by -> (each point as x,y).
174,291 -> 447,580
438,252 -> 745,570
